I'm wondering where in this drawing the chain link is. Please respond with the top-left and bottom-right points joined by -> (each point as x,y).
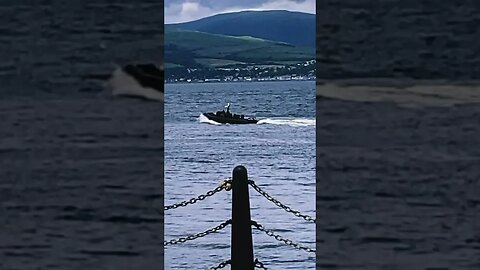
254,258 -> 268,269
209,259 -> 231,269
248,180 -> 315,223
165,179 -> 232,210
252,220 -> 316,253
210,258 -> 266,269
164,219 -> 232,246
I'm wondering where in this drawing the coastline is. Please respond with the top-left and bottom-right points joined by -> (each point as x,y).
165,78 -> 316,85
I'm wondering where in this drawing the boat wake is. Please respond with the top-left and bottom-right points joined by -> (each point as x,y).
257,118 -> 315,127
105,65 -> 163,102
198,113 -> 222,125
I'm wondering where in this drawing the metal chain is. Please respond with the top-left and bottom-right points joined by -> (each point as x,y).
209,259 -> 231,269
248,180 -> 316,223
164,219 -> 232,246
254,258 -> 268,269
165,179 -> 232,210
210,258 -> 265,269
251,220 -> 316,253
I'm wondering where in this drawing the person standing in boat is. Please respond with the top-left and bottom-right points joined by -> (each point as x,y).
224,103 -> 231,116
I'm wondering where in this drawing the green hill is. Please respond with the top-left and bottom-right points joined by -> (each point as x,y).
168,10 -> 315,48
165,27 -> 314,69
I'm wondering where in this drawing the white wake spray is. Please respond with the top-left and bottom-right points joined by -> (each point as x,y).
256,118 -> 315,127
198,114 -> 222,125
105,67 -> 164,102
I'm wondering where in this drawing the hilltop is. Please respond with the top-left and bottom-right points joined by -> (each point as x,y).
168,10 -> 315,48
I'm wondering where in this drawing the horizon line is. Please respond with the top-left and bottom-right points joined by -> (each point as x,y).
165,9 -> 315,25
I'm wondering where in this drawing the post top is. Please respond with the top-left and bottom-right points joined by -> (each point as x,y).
233,165 -> 247,174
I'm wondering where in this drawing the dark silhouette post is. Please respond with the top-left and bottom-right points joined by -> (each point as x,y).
231,165 -> 254,270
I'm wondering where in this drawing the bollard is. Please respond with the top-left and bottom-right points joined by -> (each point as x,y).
231,165 -> 254,270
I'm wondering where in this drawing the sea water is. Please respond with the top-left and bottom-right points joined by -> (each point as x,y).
0,2 -> 163,269
164,81 -> 316,269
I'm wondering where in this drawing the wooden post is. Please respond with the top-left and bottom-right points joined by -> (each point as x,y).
231,165 -> 254,270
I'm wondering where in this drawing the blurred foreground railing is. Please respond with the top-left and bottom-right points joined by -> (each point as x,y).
164,165 -> 315,269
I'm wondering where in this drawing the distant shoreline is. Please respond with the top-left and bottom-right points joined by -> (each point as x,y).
165,78 -> 316,85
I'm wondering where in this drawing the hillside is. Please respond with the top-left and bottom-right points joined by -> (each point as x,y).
165,27 -> 314,69
168,10 -> 315,48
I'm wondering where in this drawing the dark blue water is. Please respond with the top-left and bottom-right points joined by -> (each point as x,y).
317,0 -> 480,80
317,96 -> 480,270
317,1 -> 480,269
164,81 -> 316,269
0,1 -> 163,269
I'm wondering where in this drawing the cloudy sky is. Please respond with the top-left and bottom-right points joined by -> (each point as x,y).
165,0 -> 315,24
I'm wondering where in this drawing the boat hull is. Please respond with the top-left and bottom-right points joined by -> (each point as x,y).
203,113 -> 258,124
